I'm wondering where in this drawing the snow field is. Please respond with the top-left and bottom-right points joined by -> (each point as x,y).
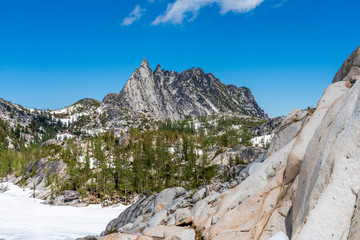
0,182 -> 128,240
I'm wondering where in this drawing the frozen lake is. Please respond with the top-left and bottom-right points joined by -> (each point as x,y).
0,183 -> 128,240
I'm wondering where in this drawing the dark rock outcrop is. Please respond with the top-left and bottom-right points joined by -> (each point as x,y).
252,116 -> 285,136
25,157 -> 67,199
333,46 -> 360,84
0,98 -> 35,127
74,98 -> 101,108
104,187 -> 187,235
115,134 -> 131,149
64,190 -> 80,202
53,190 -> 86,207
228,144 -> 266,163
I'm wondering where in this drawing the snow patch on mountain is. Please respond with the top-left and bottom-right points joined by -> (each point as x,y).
251,134 -> 273,147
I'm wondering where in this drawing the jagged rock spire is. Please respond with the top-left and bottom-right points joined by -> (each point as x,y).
103,59 -> 267,120
140,58 -> 150,69
155,64 -> 162,73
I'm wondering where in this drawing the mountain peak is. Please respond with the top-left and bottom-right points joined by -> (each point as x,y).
155,64 -> 162,73
135,58 -> 153,79
104,61 -> 267,120
140,58 -> 150,69
179,67 -> 206,78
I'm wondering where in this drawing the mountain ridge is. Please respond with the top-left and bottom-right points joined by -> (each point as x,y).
103,59 -> 267,120
0,59 -> 267,123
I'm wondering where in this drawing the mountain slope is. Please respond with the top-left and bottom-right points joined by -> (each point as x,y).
0,98 -> 35,127
103,59 -> 267,120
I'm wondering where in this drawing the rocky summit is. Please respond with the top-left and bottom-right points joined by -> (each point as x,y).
103,59 -> 267,120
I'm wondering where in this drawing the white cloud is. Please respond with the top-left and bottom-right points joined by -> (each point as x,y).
152,0 -> 216,25
273,0 -> 287,8
122,5 -> 145,26
152,0 -> 265,25
219,0 -> 264,14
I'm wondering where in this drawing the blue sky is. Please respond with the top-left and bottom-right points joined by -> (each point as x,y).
0,0 -> 359,117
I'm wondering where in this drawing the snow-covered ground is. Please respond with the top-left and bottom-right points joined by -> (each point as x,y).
50,104 -> 105,128
56,133 -> 75,141
78,156 -> 97,169
0,183 -> 127,240
251,134 -> 274,147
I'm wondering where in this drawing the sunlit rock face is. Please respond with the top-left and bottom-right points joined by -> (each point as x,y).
103,59 -> 267,120
98,46 -> 360,240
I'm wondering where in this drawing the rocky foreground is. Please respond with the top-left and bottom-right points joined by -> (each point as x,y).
80,46 -> 360,240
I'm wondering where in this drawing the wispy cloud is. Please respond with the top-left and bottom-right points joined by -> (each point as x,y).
220,0 -> 265,14
153,0 -> 215,25
273,0 -> 287,8
152,0 -> 265,25
122,5 -> 145,26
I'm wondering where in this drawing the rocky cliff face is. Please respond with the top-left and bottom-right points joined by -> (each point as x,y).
333,46 -> 360,84
103,59 -> 267,120
0,98 -> 35,127
97,46 -> 360,240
